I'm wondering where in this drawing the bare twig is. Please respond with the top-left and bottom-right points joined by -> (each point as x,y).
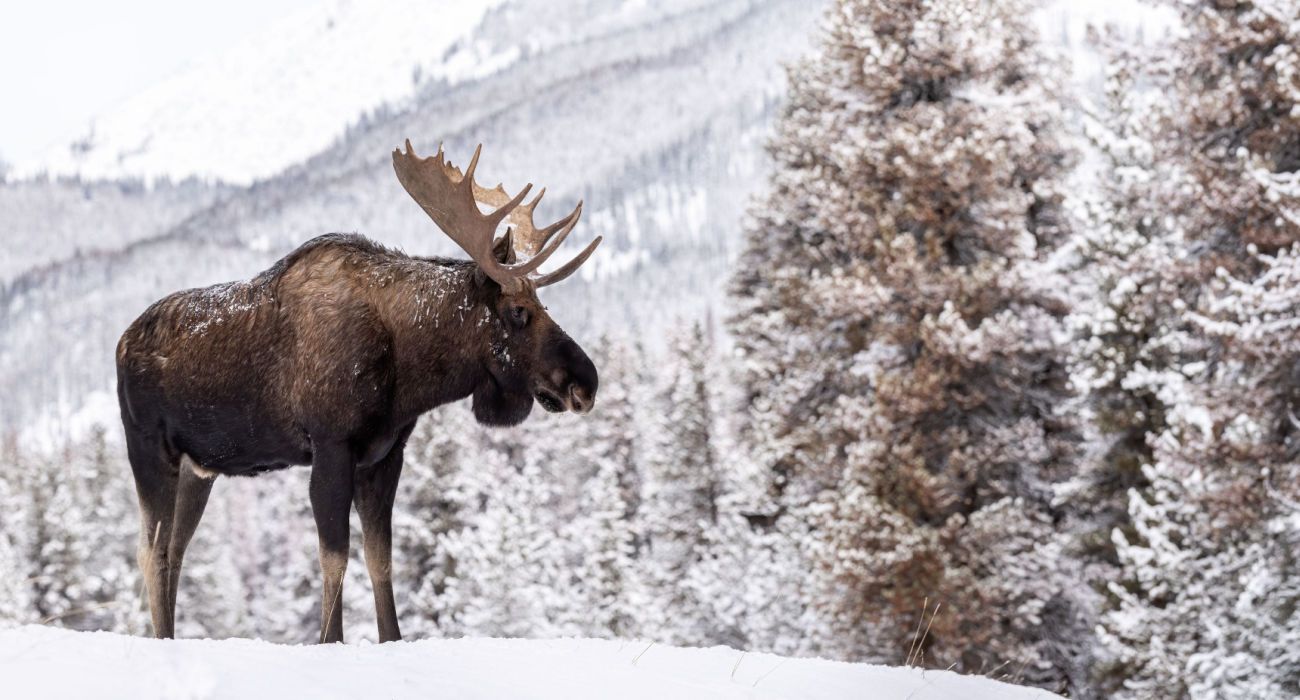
907,600 -> 941,668
730,651 -> 747,680
906,596 -> 929,667
631,642 -> 655,666
1011,656 -> 1031,685
984,659 -> 1013,679
916,602 -> 940,666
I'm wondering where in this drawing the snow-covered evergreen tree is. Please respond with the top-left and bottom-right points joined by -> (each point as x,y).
1056,44 -> 1189,695
549,338 -> 645,638
576,337 -> 646,522
1065,43 -> 1177,563
395,405 -> 478,637
1093,2 -> 1300,697
632,322 -> 720,644
730,0 -> 1081,691
0,528 -> 30,626
235,472 -> 318,642
0,439 -> 33,625
68,426 -> 143,633
1098,248 -> 1300,698
435,449 -> 567,638
20,446 -> 95,629
560,456 -> 637,638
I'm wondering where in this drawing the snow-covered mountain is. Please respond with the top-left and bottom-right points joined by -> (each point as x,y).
20,0 -> 515,184
0,0 -> 825,434
2,625 -> 1063,700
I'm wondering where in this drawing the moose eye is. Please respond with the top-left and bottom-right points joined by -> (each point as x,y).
509,305 -> 530,328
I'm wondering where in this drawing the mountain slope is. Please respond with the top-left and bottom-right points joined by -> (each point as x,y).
19,0 -> 511,184
0,625 -> 1063,700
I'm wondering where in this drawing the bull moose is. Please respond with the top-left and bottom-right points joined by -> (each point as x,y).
115,141 -> 601,643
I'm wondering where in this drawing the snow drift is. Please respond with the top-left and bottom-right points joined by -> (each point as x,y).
1,625 -> 1060,699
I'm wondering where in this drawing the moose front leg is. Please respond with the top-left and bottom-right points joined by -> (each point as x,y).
128,443 -> 179,639
354,462 -> 403,642
354,425 -> 412,643
165,459 -> 215,632
310,442 -> 355,644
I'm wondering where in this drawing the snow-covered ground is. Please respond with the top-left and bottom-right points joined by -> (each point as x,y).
1,625 -> 1060,700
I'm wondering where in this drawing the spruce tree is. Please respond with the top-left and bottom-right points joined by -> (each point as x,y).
633,322 -> 721,644
395,405 -> 478,637
1093,2 -> 1300,697
551,337 -> 645,638
0,530 -> 30,625
69,426 -> 143,633
21,447 -> 94,629
561,457 -> 637,638
0,440 -> 32,625
435,448 -> 566,638
730,0 -> 1081,690
1066,45 -> 1176,564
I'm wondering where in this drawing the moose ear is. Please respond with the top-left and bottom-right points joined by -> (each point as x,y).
491,229 -> 517,264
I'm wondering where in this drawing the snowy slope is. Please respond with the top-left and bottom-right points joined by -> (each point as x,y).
19,0 -> 511,184
0,625 -> 1062,700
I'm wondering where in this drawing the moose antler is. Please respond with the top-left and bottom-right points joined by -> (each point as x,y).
392,140 -> 602,292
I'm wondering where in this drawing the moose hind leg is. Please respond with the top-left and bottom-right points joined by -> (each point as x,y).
310,442 -> 355,644
354,429 -> 410,643
127,434 -> 179,639
164,457 -> 216,629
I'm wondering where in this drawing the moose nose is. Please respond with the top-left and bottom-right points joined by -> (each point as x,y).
551,331 -> 598,413
569,385 -> 594,414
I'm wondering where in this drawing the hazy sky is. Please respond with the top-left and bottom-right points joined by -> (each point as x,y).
0,0 -> 316,165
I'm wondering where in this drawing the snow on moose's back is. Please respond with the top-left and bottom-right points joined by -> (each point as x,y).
1,626 -> 1060,700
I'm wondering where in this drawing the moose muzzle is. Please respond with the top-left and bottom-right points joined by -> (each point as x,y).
535,333 -> 598,414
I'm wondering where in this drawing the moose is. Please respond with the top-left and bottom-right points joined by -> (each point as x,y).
115,141 -> 601,643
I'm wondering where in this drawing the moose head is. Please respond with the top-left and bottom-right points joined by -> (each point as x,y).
393,140 -> 601,426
